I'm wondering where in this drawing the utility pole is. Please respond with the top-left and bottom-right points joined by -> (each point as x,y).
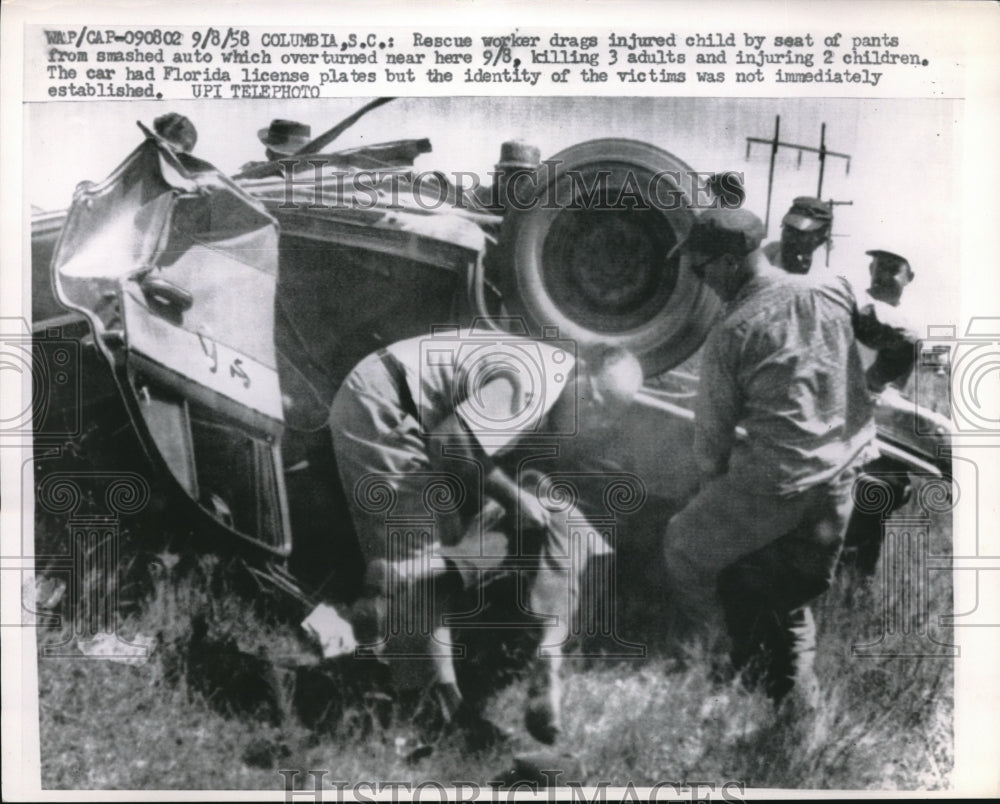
746,116 -> 852,237
825,198 -> 854,267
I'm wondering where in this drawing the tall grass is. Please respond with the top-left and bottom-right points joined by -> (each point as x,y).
35,477 -> 952,791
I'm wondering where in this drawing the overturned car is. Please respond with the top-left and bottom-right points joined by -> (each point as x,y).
30,101 -> 951,618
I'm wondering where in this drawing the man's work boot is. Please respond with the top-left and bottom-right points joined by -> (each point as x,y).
454,701 -> 512,752
417,682 -> 510,752
771,613 -> 826,749
773,667 -> 826,750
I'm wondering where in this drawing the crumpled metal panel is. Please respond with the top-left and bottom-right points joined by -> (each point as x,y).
52,132 -> 282,418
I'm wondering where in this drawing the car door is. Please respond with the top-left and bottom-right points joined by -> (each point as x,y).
52,131 -> 290,555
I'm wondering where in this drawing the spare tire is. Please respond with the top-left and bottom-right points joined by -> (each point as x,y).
498,138 -> 720,376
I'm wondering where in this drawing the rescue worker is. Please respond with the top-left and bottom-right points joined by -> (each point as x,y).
841,249 -> 919,577
763,196 -> 833,274
329,330 -> 642,747
152,112 -> 197,154
235,119 -> 313,177
258,119 -> 312,161
661,209 -> 918,721
864,248 -> 914,308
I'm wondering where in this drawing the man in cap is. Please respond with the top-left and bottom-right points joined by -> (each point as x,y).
258,119 -> 312,161
841,248 -> 922,576
854,247 -> 920,393
235,119 -> 313,177
662,208 -> 918,719
330,330 -> 643,747
763,196 -> 834,274
865,248 -> 914,307
153,112 -> 198,154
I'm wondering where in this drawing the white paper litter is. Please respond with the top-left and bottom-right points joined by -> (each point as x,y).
301,602 -> 357,659
76,632 -> 157,666
21,576 -> 67,624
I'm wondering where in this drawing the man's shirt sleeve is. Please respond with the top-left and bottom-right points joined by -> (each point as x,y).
845,280 -> 921,391
694,325 -> 742,478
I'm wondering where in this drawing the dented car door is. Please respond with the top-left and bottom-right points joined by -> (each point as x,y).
52,131 -> 291,555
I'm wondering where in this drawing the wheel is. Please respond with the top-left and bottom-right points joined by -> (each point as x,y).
497,138 -> 721,376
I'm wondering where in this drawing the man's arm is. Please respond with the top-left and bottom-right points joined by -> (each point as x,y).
693,327 -> 741,483
428,405 -> 551,531
865,339 -> 917,393
851,294 -> 921,392
828,277 -> 921,393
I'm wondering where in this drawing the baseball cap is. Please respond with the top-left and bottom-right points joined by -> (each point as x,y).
781,196 -> 833,232
866,249 -> 908,263
672,208 -> 766,261
866,249 -> 913,276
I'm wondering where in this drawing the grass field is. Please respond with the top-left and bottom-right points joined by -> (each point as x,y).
34,473 -> 954,792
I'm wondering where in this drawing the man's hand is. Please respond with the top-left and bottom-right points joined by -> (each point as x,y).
519,489 -> 554,532
485,467 -> 553,532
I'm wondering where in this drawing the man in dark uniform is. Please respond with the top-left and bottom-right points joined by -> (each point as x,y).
330,329 -> 642,746
763,196 -> 834,275
662,209 -> 918,722
235,119 -> 313,176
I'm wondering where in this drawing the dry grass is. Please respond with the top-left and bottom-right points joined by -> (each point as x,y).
35,476 -> 953,792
